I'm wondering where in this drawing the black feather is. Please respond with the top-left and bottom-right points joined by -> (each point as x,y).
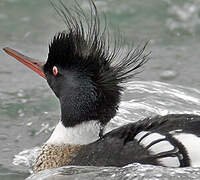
44,0 -> 150,127
47,0 -> 150,86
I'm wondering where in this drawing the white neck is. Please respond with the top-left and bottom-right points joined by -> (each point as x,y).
46,120 -> 101,145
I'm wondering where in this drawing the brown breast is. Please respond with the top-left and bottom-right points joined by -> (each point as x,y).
33,144 -> 82,173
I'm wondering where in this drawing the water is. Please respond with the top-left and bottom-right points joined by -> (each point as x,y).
1,0 -> 200,179
26,165 -> 200,180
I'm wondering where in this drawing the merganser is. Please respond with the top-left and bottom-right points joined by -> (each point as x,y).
3,0 -> 200,173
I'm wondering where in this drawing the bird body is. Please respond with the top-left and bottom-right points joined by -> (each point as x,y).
3,0 -> 200,173
33,114 -> 200,172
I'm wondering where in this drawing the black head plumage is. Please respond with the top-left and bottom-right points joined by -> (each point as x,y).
43,0 -> 150,127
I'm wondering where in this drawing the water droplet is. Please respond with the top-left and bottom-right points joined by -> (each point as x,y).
160,70 -> 177,80
27,122 -> 33,126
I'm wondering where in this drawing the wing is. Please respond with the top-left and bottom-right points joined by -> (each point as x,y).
124,114 -> 200,167
69,114 -> 200,167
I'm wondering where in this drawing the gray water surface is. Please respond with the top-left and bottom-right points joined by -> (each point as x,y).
1,0 -> 200,179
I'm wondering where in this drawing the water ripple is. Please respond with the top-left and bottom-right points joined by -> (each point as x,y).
111,81 -> 200,127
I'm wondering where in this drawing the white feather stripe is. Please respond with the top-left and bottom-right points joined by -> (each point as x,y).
159,157 -> 180,167
173,133 -> 200,167
139,132 -> 165,147
135,131 -> 167,149
135,131 -> 181,167
149,140 -> 174,154
134,131 -> 149,142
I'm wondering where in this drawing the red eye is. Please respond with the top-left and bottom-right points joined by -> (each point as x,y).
52,66 -> 58,76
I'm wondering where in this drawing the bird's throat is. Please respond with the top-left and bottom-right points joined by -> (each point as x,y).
46,121 -> 101,145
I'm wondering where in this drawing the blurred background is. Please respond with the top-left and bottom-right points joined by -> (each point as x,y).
1,0 -> 200,179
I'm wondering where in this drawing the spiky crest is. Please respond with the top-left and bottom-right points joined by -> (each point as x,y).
47,0 -> 150,89
44,0 -> 150,127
